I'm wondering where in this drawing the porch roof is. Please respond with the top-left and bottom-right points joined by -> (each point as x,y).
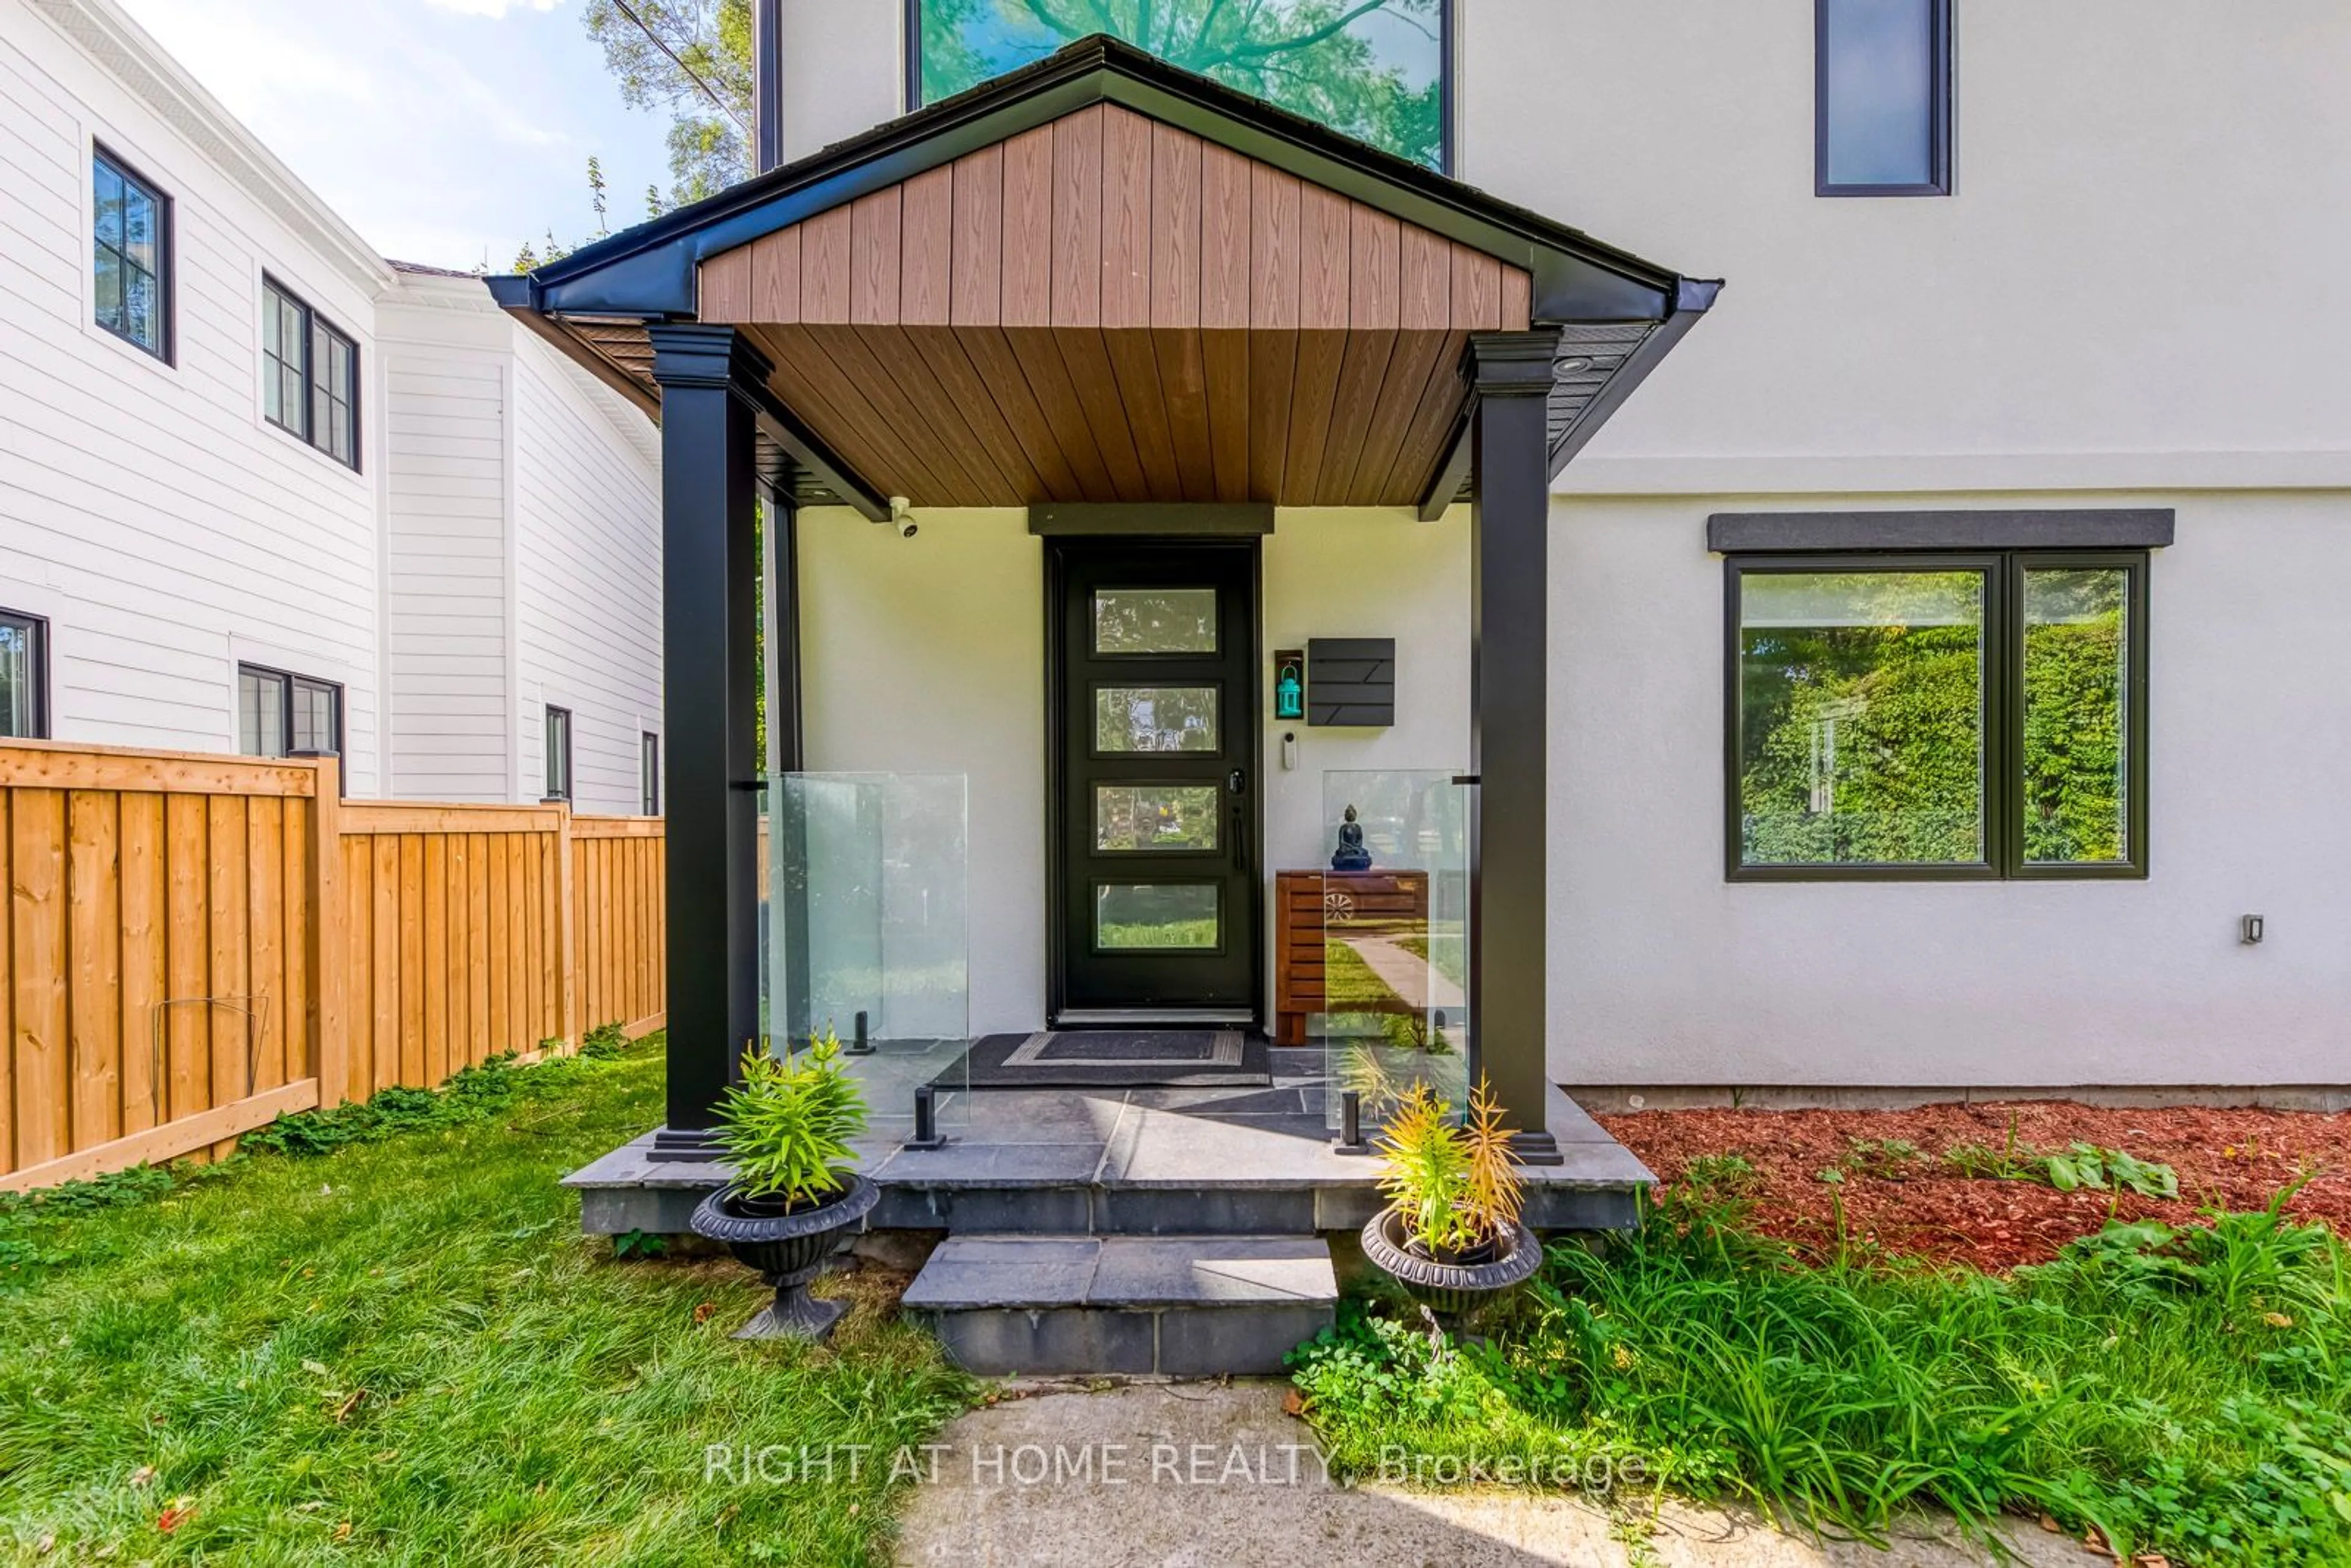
487,34 -> 1718,517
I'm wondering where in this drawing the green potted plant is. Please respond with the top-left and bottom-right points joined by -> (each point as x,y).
689,1029 -> 878,1340
1359,1078 -> 1540,1315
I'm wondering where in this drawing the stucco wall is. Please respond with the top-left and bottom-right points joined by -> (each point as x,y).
795,506 -> 1046,1037
1551,491 -> 2351,1090
1460,0 -> 2351,495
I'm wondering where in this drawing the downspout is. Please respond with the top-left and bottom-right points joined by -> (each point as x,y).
753,0 -> 783,174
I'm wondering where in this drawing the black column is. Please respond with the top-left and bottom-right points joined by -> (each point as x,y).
1466,329 -> 1563,1163
647,323 -> 771,1158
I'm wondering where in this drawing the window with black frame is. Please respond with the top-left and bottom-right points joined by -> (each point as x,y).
546,707 -> 574,802
1815,0 -> 1951,196
1728,552 -> 2147,879
238,664 -> 342,759
93,148 -> 170,358
907,0 -> 1451,172
1,609 -> 50,739
261,277 -> 360,468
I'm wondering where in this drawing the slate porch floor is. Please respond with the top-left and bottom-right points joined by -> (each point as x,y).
563,1051 -> 1654,1238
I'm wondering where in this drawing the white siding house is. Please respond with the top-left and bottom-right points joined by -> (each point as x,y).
732,2 -> 2351,1095
0,0 -> 662,817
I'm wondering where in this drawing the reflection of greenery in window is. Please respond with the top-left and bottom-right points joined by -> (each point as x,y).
1739,572 -> 1985,866
915,0 -> 1447,170
1095,686 -> 1218,751
2023,569 -> 2126,865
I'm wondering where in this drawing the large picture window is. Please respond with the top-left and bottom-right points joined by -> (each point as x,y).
262,277 -> 361,469
1815,0 -> 1951,196
1728,552 -> 2147,880
908,0 -> 1452,172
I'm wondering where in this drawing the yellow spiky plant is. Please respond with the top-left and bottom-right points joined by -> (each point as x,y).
1373,1076 -> 1524,1256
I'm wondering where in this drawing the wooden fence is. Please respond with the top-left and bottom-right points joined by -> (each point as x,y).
1,741 -> 665,1190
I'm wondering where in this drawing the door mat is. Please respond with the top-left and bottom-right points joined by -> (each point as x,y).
958,1030 -> 1272,1089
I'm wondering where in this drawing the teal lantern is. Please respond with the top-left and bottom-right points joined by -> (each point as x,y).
1275,660 -> 1304,721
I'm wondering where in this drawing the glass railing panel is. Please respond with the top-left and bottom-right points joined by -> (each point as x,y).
764,771 -> 969,1136
1310,768 -> 1472,1135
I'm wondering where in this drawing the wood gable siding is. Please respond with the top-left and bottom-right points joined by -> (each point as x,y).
697,105 -> 1531,508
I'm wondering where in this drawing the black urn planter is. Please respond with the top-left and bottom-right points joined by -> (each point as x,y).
691,1174 -> 879,1341
1359,1207 -> 1542,1317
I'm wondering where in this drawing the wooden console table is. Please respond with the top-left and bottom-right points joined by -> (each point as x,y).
1272,868 -> 1431,1046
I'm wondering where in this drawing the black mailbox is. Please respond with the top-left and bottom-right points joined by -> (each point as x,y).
1307,638 -> 1395,727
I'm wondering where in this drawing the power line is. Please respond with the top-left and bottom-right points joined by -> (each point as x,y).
610,0 -> 751,136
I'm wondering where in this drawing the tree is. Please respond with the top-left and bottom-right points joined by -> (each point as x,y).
582,0 -> 754,208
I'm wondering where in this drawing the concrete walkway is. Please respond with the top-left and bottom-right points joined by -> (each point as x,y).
1344,933 -> 1466,1012
894,1384 -> 2085,1568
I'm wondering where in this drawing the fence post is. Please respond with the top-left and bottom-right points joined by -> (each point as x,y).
557,803 -> 579,1053
305,754 -> 348,1105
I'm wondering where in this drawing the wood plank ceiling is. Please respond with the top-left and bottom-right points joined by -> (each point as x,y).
697,103 -> 1531,509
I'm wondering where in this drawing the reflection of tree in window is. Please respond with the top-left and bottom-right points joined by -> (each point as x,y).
1739,571 -> 1985,866
2022,569 -> 2127,865
918,1 -> 1447,170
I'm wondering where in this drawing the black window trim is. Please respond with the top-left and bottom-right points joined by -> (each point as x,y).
91,141 -> 174,364
1,606 -> 53,740
1724,548 -> 2150,883
901,0 -> 1458,176
237,661 -> 344,759
260,274 -> 362,471
1814,0 -> 1954,198
546,705 -> 574,803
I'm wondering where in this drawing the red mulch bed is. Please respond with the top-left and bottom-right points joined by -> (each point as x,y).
1597,1101 -> 2351,1271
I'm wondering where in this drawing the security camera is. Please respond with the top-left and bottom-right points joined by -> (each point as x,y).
898,518 -> 919,539
887,496 -> 918,539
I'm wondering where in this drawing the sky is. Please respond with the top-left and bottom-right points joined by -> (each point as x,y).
115,0 -> 678,272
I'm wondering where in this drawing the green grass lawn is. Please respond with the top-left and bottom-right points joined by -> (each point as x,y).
0,1038 -> 972,1566
1291,1171 -> 2351,1566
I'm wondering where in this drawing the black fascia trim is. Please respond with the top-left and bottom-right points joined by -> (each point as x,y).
1708,508 -> 2175,554
1550,278 -> 1723,478
503,35 -> 1687,326
1029,502 -> 1273,536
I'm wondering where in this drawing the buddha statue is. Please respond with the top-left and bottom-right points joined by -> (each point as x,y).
1330,804 -> 1373,871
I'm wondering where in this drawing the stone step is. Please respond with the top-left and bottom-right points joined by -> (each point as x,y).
868,1179 -> 1638,1237
902,1234 -> 1338,1376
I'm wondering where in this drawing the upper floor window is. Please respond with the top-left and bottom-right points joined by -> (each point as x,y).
546,706 -> 574,802
94,148 -> 171,358
907,0 -> 1452,172
262,278 -> 360,468
1,609 -> 50,740
1728,551 -> 2147,880
239,664 -> 342,759
1815,0 -> 1951,196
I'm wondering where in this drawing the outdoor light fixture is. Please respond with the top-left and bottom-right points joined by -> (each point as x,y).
2241,914 -> 2265,945
849,1010 -> 874,1054
1557,356 -> 1595,374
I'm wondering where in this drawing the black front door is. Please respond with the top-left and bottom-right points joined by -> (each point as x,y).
1049,539 -> 1260,1023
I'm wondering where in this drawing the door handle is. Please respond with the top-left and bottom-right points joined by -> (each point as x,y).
1228,770 -> 1248,874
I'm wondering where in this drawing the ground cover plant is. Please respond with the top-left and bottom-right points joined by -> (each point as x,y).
1605,1100 -> 2350,1269
0,1033 -> 971,1566
1292,1173 -> 2351,1566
